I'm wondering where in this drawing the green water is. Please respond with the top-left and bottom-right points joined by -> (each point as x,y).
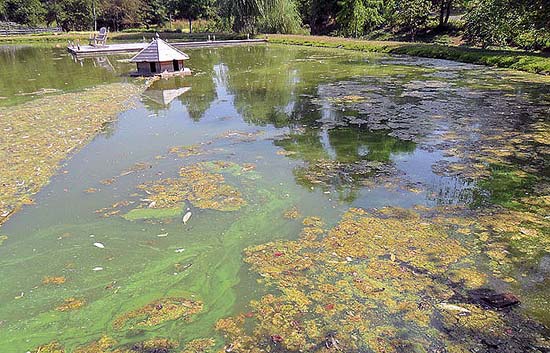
0,44 -> 549,352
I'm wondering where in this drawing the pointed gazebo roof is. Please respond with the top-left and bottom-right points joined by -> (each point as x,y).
130,38 -> 189,63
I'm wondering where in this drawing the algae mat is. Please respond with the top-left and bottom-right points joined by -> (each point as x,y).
0,82 -> 144,226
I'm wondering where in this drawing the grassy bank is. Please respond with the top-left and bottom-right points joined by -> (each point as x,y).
0,31 -> 245,44
268,34 -> 550,75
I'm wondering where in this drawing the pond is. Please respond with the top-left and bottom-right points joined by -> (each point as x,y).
0,44 -> 549,353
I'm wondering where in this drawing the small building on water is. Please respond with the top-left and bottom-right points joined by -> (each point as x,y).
130,37 -> 190,76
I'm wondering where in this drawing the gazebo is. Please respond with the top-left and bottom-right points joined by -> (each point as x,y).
130,37 -> 190,76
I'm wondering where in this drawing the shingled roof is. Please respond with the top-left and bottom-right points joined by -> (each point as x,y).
130,38 -> 189,63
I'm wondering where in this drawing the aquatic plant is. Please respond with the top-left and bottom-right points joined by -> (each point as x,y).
42,276 -> 66,285
283,206 -> 301,220
180,338 -> 215,353
0,82 -> 145,226
31,341 -> 65,353
112,297 -> 203,330
55,297 -> 85,312
97,161 -> 252,220
214,207 -> 548,352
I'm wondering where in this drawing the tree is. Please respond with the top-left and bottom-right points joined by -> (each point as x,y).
309,0 -> 338,34
0,0 -> 7,21
394,0 -> 431,40
464,0 -> 549,49
4,0 -> 45,25
337,0 -> 383,37
433,0 -> 453,27
217,0 -> 264,33
258,0 -> 302,33
98,0 -> 142,31
170,0 -> 212,33
140,0 -> 167,28
58,0 -> 93,30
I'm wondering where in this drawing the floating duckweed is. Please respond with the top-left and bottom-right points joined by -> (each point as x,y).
113,297 -> 202,330
216,207 -> 545,352
31,341 -> 64,353
0,82 -> 144,226
216,130 -> 264,142
295,159 -> 393,190
302,216 -> 324,227
169,144 -> 206,158
447,268 -> 487,289
42,276 -> 66,285
199,161 -> 260,180
56,297 -> 85,312
99,162 -> 250,219
283,206 -> 301,219
437,304 -> 506,332
128,338 -> 179,353
74,336 -> 117,353
180,338 -> 216,353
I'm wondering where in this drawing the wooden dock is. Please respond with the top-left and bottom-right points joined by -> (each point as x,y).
68,39 -> 267,56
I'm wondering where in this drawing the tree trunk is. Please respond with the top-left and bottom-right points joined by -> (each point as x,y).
189,18 -> 192,34
438,0 -> 446,28
444,0 -> 452,24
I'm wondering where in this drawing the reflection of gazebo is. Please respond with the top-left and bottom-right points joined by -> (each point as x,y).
143,87 -> 191,106
130,38 -> 190,76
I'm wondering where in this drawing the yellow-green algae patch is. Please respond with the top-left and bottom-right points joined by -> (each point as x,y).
214,207 -> 549,352
136,163 -> 246,212
99,161 -> 254,220
112,297 -> 203,330
0,82 -> 145,226
35,336 -> 181,353
180,338 -> 216,353
55,297 -> 85,312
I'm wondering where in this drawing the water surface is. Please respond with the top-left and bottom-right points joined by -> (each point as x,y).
0,44 -> 548,352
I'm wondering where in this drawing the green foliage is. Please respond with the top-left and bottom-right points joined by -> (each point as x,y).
57,0 -> 92,31
257,0 -> 302,33
394,0 -> 431,39
4,0 -> 45,25
464,0 -> 550,50
140,0 -> 168,28
337,0 -> 383,37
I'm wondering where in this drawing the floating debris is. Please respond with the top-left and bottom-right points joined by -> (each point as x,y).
182,209 -> 192,224
93,242 -> 105,249
92,267 -> 104,271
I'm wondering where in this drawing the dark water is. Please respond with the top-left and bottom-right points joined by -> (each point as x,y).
0,44 -> 548,352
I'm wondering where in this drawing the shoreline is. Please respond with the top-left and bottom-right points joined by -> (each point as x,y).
267,34 -> 550,76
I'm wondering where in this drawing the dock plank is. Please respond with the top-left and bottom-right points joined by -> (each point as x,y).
68,39 -> 267,56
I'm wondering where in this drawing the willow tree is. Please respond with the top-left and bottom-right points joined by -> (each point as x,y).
217,0 -> 302,33
258,0 -> 301,33
337,0 -> 383,37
